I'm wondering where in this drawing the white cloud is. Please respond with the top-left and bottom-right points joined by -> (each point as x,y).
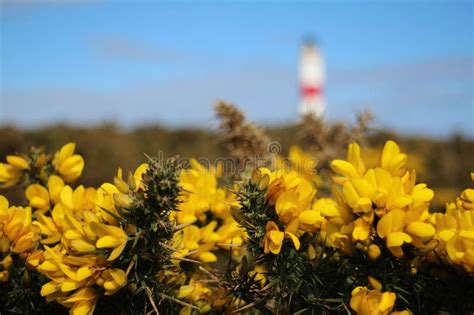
90,36 -> 185,63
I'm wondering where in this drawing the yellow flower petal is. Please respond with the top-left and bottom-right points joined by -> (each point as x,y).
70,239 -> 96,252
6,155 -> 29,170
177,285 -> 195,298
285,232 -> 300,250
377,209 -> 405,238
198,252 -> 217,263
109,269 -> 127,286
107,240 -> 127,261
331,160 -> 359,179
96,236 -> 122,248
379,292 -> 396,312
386,232 -> 412,247
406,222 -> 435,238
347,143 -> 366,176
62,279 -> 82,292
41,282 -> 60,296
77,266 -> 92,281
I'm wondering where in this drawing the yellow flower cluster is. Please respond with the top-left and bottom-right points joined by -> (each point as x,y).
350,277 -> 410,315
173,221 -> 221,263
432,175 -> 474,273
0,142 -> 84,188
350,286 -> 409,315
2,139 -> 473,314
0,143 -> 130,314
0,155 -> 30,188
175,159 -> 237,223
166,159 -> 247,313
0,144 -> 248,314
256,166 -> 351,256
29,173 -> 129,313
325,141 -> 435,257
171,159 -> 245,263
52,143 -> 85,183
0,196 -> 39,281
177,276 -> 228,315
256,167 -> 317,254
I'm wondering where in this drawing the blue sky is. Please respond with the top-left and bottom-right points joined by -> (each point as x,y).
1,1 -> 473,137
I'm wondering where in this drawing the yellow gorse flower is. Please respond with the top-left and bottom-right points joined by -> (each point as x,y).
329,141 -> 435,257
260,167 -> 316,225
367,244 -> 382,261
215,216 -> 245,251
38,245 -> 98,296
178,277 -> 213,314
172,221 -> 220,263
52,143 -> 85,183
176,159 -> 237,224
177,275 -> 230,315
455,187 -> 474,211
95,268 -> 127,295
350,286 -> 397,315
110,163 -> 148,210
0,194 -> 38,283
171,159 -> 244,262
0,255 -> 13,281
298,198 -> 333,233
17,149 -> 132,314
249,264 -> 267,285
263,220 -> 300,255
36,229 -> 127,312
432,177 -> 474,274
248,167 -> 321,255
59,287 -> 98,315
89,221 -> 128,261
0,155 -> 29,188
33,191 -> 127,261
36,245 -> 105,314
0,196 -> 38,255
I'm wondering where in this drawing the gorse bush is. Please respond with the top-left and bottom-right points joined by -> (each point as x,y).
0,139 -> 473,314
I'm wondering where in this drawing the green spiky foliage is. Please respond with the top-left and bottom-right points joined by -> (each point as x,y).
95,157 -> 184,315
220,255 -> 270,315
233,179 -> 277,256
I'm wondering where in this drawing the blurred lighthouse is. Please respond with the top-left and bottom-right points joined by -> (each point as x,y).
298,39 -> 326,118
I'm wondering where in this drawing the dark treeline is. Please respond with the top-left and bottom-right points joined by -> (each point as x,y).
1,124 -> 472,208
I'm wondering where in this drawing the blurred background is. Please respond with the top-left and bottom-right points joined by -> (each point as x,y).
0,1 -> 473,207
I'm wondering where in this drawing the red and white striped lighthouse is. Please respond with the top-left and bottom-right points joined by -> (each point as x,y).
298,40 -> 326,118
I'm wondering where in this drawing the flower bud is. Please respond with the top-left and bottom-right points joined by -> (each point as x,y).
114,193 -> 133,208
0,237 -> 10,253
250,169 -> 261,185
368,276 -> 382,290
368,244 -> 381,261
113,177 -> 129,194
307,244 -> 317,260
0,271 -> 9,282
1,255 -> 13,270
258,174 -> 270,190
26,250 -> 44,268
